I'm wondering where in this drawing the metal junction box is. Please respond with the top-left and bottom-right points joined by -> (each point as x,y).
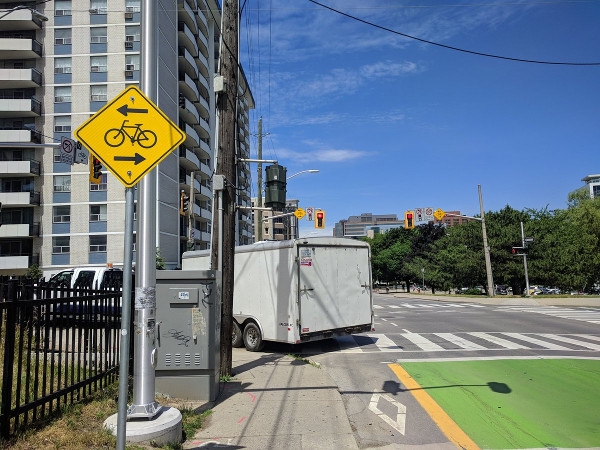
155,270 -> 221,401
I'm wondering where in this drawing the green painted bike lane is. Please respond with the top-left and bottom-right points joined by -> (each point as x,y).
396,358 -> 600,449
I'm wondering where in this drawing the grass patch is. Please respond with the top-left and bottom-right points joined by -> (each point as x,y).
287,354 -> 320,368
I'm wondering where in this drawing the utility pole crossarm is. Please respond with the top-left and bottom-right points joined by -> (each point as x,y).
239,158 -> 277,164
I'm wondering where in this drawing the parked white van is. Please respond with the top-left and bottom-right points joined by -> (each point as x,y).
48,266 -> 123,289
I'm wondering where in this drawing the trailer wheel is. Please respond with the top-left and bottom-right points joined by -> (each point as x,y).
232,321 -> 243,348
243,322 -> 265,352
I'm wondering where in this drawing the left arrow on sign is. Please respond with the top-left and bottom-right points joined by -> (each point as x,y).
117,105 -> 149,116
114,153 -> 146,165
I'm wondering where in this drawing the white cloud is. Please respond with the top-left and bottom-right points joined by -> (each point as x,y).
277,146 -> 371,163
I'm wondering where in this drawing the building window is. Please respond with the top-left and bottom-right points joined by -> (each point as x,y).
90,0 -> 107,14
55,0 -> 71,16
90,84 -> 107,102
125,26 -> 140,42
125,0 -> 140,12
90,204 -> 107,222
54,57 -> 72,74
53,205 -> 71,223
90,27 -> 108,43
53,175 -> 71,192
54,28 -> 72,45
54,86 -> 71,103
90,55 -> 107,73
125,54 -> 140,71
90,173 -> 107,191
90,235 -> 107,252
52,236 -> 70,254
54,116 -> 71,133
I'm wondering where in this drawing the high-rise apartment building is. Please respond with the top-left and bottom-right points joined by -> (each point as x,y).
0,0 -> 254,277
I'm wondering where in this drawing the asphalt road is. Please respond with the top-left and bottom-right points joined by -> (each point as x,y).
299,293 -> 600,449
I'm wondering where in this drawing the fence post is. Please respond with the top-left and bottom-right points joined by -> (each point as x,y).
1,278 -> 19,438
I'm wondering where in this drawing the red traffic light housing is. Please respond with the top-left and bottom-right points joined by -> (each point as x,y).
404,211 -> 415,229
315,210 -> 325,229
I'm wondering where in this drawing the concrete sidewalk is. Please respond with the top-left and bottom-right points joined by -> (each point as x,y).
183,348 -> 358,449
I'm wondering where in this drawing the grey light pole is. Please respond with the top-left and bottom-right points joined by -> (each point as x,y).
128,0 -> 160,420
521,221 -> 531,297
478,184 -> 495,297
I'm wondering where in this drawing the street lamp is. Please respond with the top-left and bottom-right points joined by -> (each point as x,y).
0,5 -> 49,21
287,169 -> 319,181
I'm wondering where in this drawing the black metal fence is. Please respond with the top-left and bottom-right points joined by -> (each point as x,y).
0,278 -> 131,440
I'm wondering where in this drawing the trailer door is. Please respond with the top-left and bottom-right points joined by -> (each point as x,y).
297,245 -> 372,334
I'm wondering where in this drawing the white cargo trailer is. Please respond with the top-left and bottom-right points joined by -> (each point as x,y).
182,237 -> 373,351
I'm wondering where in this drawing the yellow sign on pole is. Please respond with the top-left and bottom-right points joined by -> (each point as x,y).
75,86 -> 185,188
434,208 -> 446,221
294,207 -> 306,220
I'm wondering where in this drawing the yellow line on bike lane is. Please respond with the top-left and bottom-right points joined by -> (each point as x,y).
388,363 -> 480,450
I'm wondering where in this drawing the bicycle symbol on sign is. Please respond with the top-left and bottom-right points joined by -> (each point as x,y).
104,120 -> 157,148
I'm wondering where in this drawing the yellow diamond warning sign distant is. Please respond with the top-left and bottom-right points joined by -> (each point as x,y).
294,207 -> 306,220
434,208 -> 445,221
75,86 -> 185,188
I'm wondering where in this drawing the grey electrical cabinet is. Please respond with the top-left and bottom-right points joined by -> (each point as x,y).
155,270 -> 221,401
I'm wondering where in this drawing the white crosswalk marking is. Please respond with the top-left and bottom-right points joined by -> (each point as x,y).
388,305 -> 401,309
463,332 -> 529,349
373,305 -> 384,309
496,306 -> 600,325
333,332 -> 600,354
538,334 -> 600,351
434,333 -> 485,350
368,334 -> 403,352
502,333 -> 571,350
400,331 -> 444,351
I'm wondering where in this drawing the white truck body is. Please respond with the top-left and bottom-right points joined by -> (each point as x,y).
182,237 -> 373,345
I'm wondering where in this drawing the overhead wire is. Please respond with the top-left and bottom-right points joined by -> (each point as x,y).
306,0 -> 600,65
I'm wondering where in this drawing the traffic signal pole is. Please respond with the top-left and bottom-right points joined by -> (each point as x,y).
521,221 -> 531,297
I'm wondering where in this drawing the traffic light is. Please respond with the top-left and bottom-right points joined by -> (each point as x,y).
264,164 -> 287,211
89,157 -> 102,184
404,211 -> 415,229
511,246 -> 527,255
180,190 -> 190,216
315,210 -> 325,229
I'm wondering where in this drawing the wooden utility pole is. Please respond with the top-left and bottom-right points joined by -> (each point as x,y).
211,0 -> 238,377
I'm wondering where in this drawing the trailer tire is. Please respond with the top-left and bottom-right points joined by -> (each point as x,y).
243,322 -> 265,352
232,321 -> 243,348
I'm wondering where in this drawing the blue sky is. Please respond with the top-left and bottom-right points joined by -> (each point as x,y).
238,1 -> 600,237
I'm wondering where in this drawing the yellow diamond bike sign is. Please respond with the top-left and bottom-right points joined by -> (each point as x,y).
75,86 -> 185,188
434,208 -> 446,221
294,207 -> 306,220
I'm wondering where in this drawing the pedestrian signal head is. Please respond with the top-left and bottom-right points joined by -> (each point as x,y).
404,211 -> 415,229
315,210 -> 325,229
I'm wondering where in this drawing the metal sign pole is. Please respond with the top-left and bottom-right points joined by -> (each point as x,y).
521,221 -> 531,297
116,187 -> 134,448
128,0 -> 160,419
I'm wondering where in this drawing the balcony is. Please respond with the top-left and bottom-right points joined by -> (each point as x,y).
0,128 -> 41,143
177,0 -> 197,35
181,122 -> 199,149
196,116 -> 210,139
178,22 -> 198,57
196,52 -> 209,79
178,47 -> 199,80
178,72 -> 200,103
198,160 -> 211,177
0,191 -> 40,207
0,159 -> 41,176
178,146 -> 200,172
199,206 -> 212,221
0,254 -> 38,271
0,97 -> 41,118
179,96 -> 200,125
197,183 -> 212,200
0,222 -> 40,238
198,138 -> 212,161
0,68 -> 42,88
0,38 -> 42,59
0,8 -> 43,30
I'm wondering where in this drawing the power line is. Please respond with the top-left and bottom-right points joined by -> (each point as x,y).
306,0 -> 600,66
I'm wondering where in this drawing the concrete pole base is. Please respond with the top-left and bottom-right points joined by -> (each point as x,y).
104,406 -> 182,446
